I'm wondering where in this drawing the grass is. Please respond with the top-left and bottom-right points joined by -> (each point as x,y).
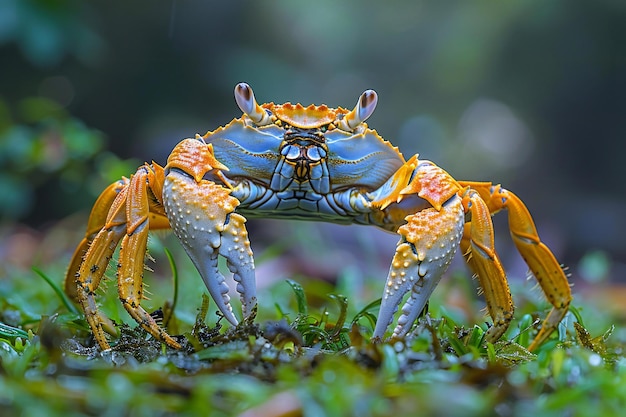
1,231 -> 625,417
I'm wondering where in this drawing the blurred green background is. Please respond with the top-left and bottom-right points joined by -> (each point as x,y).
1,0 -> 624,283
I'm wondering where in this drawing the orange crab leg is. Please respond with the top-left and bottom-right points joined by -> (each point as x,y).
460,190 -> 514,343
75,185 -> 129,349
116,166 -> 181,349
459,181 -> 571,350
71,163 -> 179,350
65,178 -> 129,301
66,170 -> 171,302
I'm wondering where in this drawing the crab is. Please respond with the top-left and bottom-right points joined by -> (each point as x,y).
65,83 -> 571,351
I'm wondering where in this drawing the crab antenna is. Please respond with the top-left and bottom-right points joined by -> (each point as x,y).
338,89 -> 378,131
234,83 -> 272,125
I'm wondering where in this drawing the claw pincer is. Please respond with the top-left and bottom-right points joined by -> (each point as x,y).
374,194 -> 465,340
163,138 -> 257,325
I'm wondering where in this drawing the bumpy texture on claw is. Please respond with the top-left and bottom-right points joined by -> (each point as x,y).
373,196 -> 465,340
371,159 -> 571,350
163,138 -> 257,326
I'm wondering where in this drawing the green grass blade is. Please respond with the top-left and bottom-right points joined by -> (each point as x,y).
163,247 -> 179,327
0,322 -> 29,339
327,294 -> 348,338
569,304 -> 584,327
286,279 -> 308,316
351,298 -> 381,328
32,267 -> 79,315
515,313 -> 534,348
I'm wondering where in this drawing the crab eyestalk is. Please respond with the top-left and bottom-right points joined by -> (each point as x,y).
235,82 -> 273,126
337,89 -> 378,131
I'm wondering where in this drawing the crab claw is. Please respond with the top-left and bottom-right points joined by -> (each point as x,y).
235,82 -> 273,126
163,139 -> 257,325
338,89 -> 378,131
373,195 -> 465,341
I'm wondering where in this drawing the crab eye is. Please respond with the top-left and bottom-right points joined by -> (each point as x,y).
337,89 -> 378,131
234,83 -> 273,126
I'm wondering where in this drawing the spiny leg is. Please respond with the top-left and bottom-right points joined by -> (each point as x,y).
163,169 -> 256,326
460,181 -> 571,350
75,186 -> 129,350
373,195 -> 465,341
116,167 -> 181,349
69,163 -> 176,349
460,190 -> 514,344
66,178 -> 128,302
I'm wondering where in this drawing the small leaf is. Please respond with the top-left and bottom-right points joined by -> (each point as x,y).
515,314 -> 534,348
327,294 -> 348,338
494,341 -> 536,365
467,325 -> 485,348
286,279 -> 308,316
351,298 -> 381,331
574,322 -> 613,356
